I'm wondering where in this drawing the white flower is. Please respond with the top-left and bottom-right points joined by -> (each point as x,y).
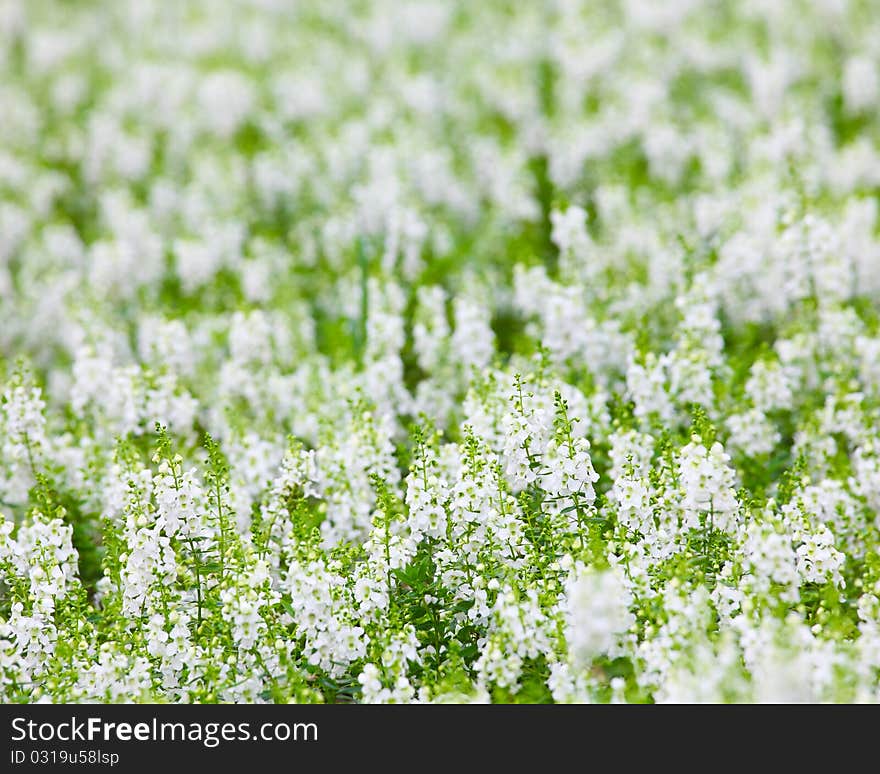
678,438 -> 739,532
563,564 -> 634,668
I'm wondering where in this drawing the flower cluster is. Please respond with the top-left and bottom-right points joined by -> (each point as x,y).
2,0 -> 880,703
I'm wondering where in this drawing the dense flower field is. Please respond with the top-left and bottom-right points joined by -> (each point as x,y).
2,0 -> 880,704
